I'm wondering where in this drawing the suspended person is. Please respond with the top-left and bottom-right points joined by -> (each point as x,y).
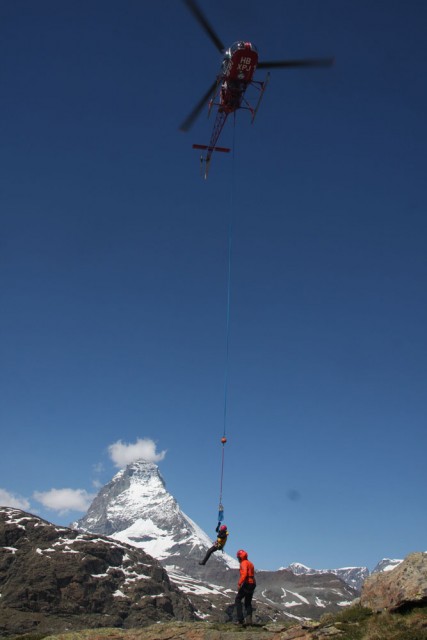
199,522 -> 229,565
235,549 -> 256,626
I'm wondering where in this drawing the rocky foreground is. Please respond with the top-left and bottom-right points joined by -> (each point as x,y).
32,611 -> 427,640
1,505 -> 427,639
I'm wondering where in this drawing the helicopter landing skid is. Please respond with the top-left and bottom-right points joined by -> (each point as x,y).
251,72 -> 270,123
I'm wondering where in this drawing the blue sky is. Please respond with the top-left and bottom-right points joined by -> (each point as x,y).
1,0 -> 426,572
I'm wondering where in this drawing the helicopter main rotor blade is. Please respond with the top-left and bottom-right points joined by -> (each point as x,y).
179,79 -> 218,132
183,0 -> 225,53
258,57 -> 335,69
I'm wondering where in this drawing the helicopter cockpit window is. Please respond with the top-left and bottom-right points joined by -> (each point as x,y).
230,41 -> 244,54
230,41 -> 257,54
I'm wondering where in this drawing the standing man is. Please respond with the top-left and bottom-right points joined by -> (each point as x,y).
235,549 -> 256,625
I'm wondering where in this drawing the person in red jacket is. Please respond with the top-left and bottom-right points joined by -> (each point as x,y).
235,549 -> 256,625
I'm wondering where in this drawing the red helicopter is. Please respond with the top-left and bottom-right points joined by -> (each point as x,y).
180,0 -> 334,178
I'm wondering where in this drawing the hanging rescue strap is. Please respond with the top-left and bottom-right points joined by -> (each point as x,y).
217,115 -> 236,525
218,436 -> 226,522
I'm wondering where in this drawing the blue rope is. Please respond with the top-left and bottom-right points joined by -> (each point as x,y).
218,115 -> 236,519
222,114 -> 235,439
222,217 -> 232,439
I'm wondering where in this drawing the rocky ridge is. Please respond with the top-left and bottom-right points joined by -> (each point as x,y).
0,507 -> 194,636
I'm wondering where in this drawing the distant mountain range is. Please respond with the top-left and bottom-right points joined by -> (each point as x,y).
285,559 -> 403,592
286,562 -> 369,592
72,460 -> 393,621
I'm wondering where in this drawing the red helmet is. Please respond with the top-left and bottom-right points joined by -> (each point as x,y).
220,525 -> 227,531
236,549 -> 248,561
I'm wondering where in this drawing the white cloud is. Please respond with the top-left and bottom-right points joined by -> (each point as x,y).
0,488 -> 30,511
33,488 -> 95,514
108,437 -> 166,468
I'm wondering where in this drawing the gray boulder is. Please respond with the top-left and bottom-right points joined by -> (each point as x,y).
360,551 -> 427,612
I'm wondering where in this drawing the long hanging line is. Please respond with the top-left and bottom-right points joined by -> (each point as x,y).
218,114 -> 236,524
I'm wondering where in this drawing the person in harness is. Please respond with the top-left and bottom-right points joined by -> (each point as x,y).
235,549 -> 256,625
199,523 -> 229,565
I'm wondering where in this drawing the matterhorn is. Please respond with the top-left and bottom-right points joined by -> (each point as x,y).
73,460 -> 237,586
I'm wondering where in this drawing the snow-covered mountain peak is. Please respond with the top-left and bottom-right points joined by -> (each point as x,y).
113,459 -> 166,486
287,562 -> 312,574
372,558 -> 403,573
109,460 -> 170,513
72,459 -> 238,576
